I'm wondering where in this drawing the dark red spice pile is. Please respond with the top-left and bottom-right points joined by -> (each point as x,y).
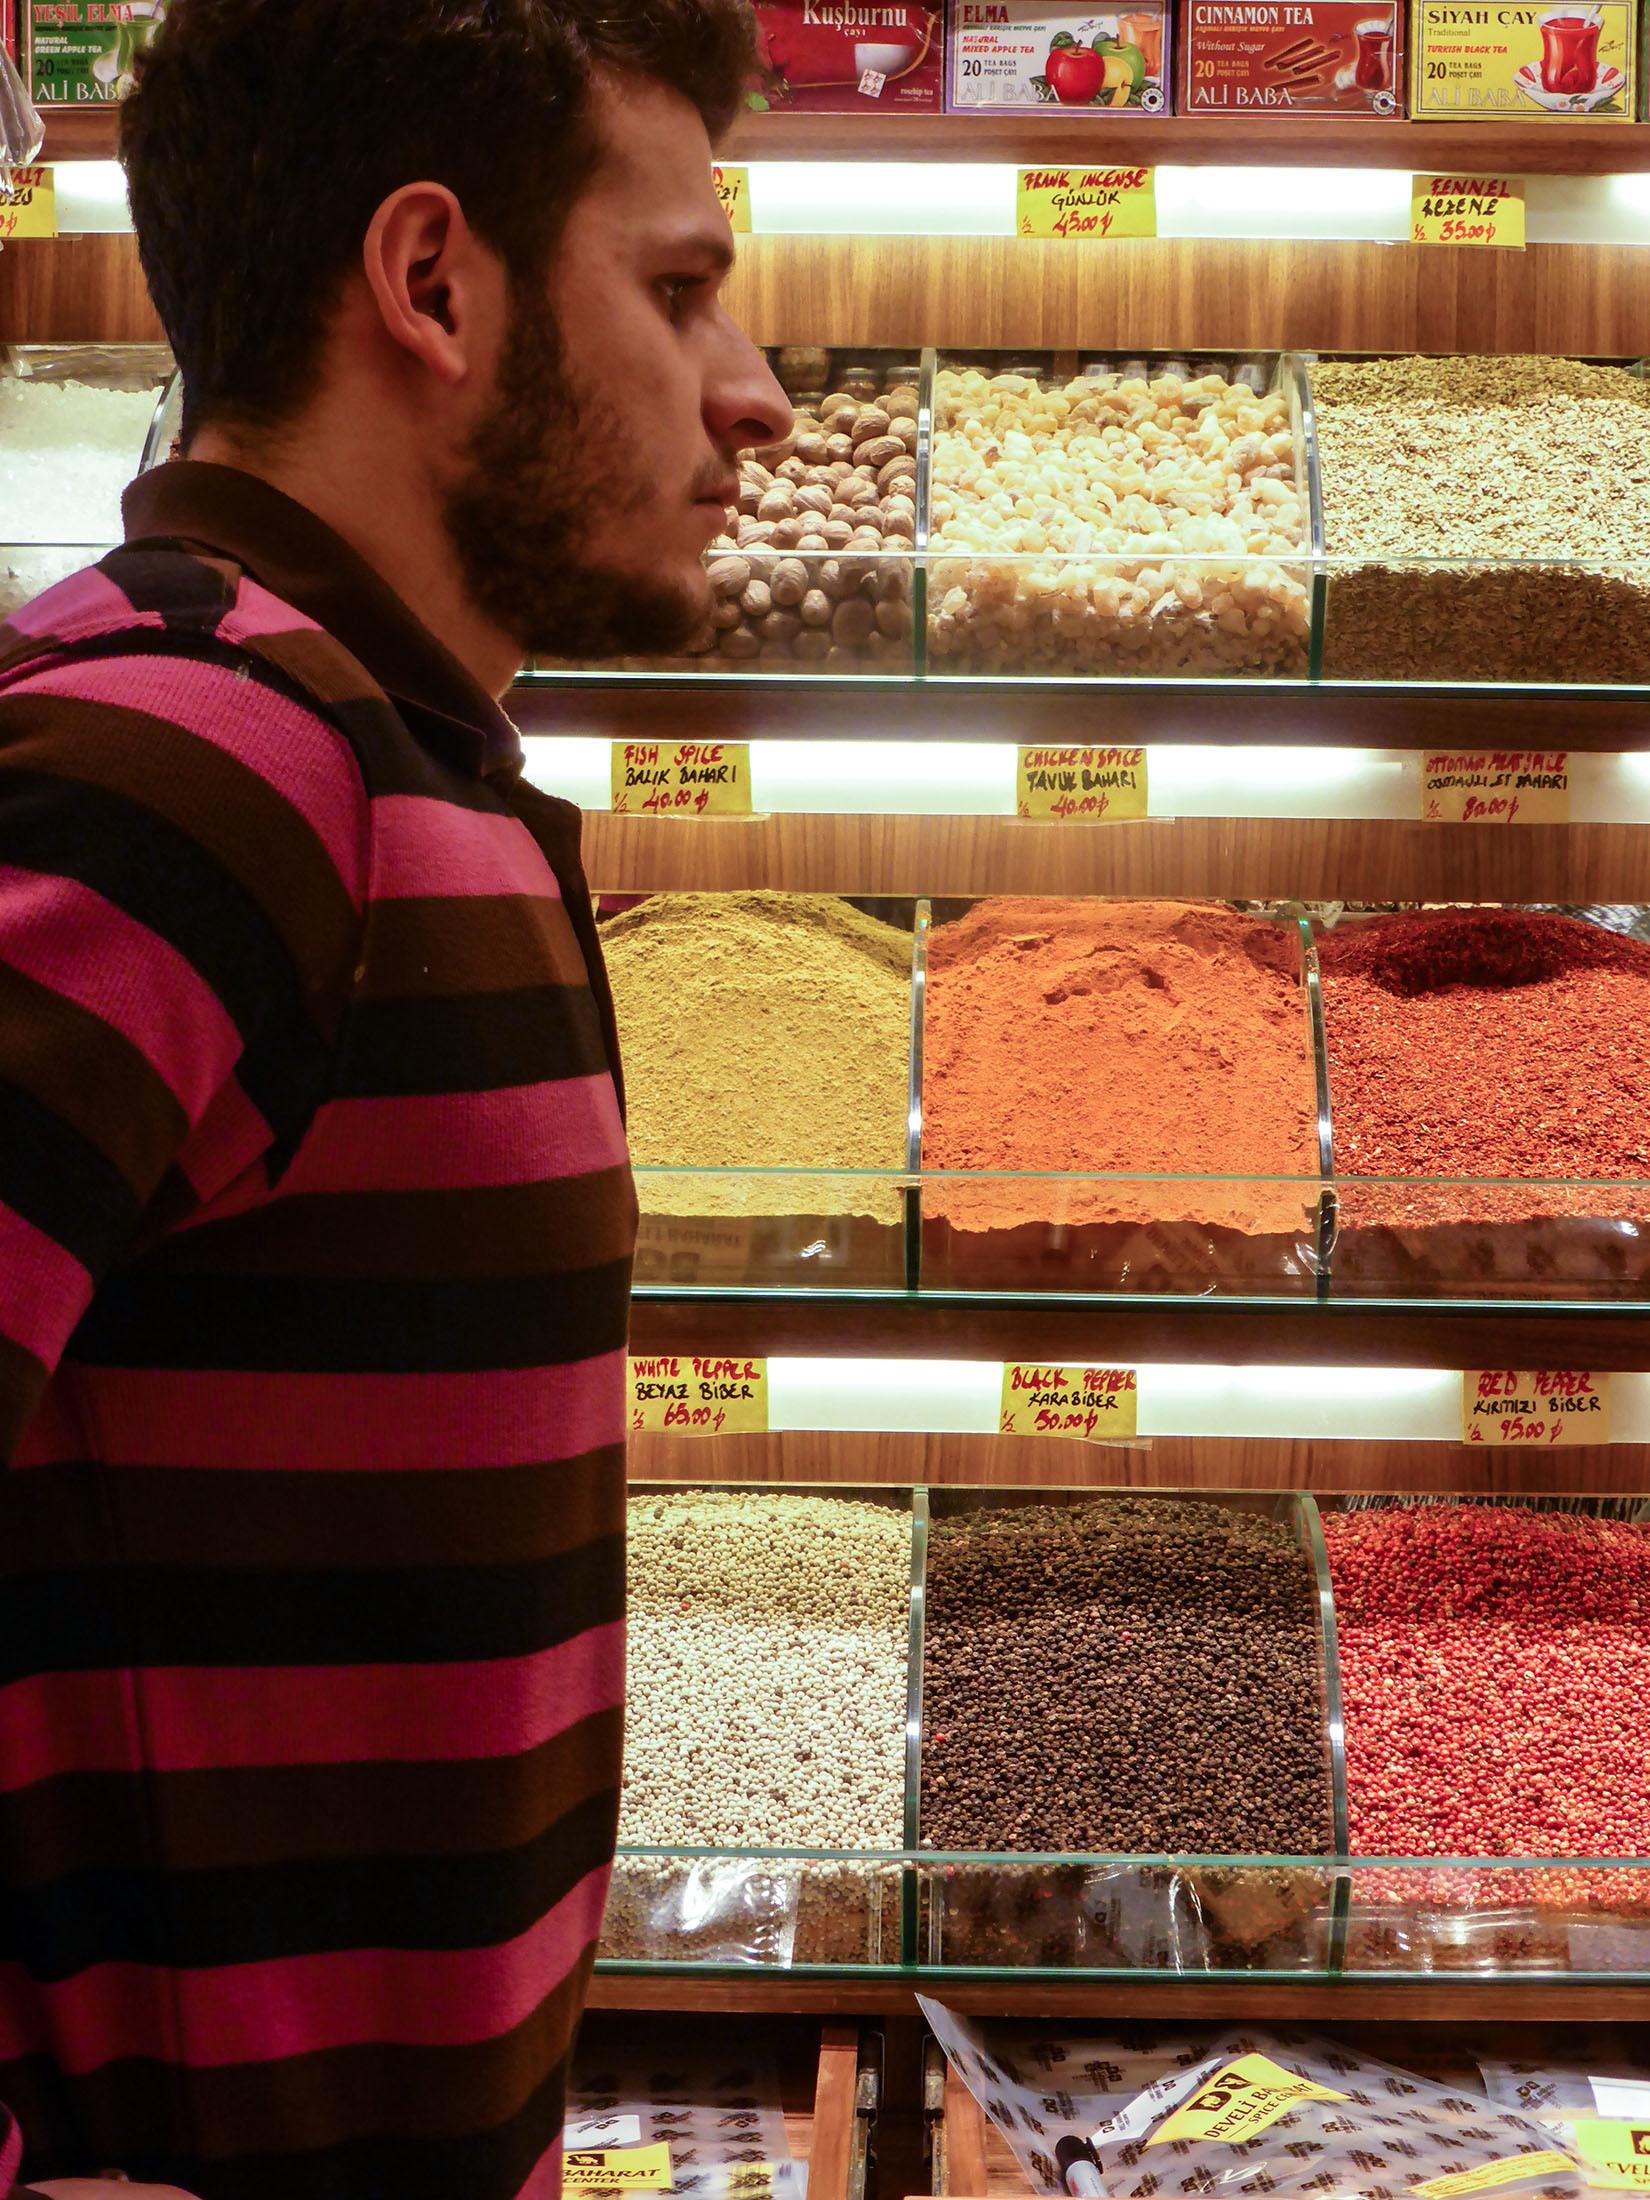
1319,908 -> 1650,1178
1325,1504 -> 1650,1859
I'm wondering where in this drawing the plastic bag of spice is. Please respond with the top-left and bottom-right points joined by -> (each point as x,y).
567,2040 -> 808,2200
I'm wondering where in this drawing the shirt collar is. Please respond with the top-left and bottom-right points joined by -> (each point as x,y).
122,460 -> 523,782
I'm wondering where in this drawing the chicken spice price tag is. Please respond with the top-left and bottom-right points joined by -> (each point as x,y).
629,1356 -> 769,1437
1569,2119 -> 1650,2190
1410,173 -> 1526,249
0,165 -> 56,242
611,741 -> 753,817
1017,744 -> 1148,820
999,1363 -> 1138,1441
1462,1369 -> 1611,1447
564,2144 -> 675,2193
1422,749 -> 1569,823
712,163 -> 751,234
1016,165 -> 1157,239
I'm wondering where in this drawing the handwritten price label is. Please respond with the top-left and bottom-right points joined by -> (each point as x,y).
1422,749 -> 1569,824
1000,1363 -> 1139,1442
1410,173 -> 1525,249
1462,1369 -> 1611,1447
629,1356 -> 769,1437
1017,166 -> 1156,240
712,163 -> 751,235
0,165 -> 56,242
565,2144 -> 675,2192
1017,745 -> 1147,822
611,741 -> 752,817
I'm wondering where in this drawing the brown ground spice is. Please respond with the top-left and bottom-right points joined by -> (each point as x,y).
602,893 -> 911,1218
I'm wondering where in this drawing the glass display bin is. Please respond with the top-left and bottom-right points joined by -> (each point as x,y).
0,342 -> 178,619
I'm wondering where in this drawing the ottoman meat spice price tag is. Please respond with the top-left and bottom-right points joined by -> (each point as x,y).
0,165 -> 55,242
629,1355 -> 769,1436
611,741 -> 753,817
1016,166 -> 1157,239
1422,749 -> 1568,822
712,163 -> 751,233
1017,744 -> 1148,820
1410,172 -> 1525,248
564,2144 -> 675,2193
1463,1369 -> 1611,1447
1000,1363 -> 1138,1441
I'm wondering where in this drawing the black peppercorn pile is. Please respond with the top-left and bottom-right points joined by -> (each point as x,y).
921,1497 -> 1334,1854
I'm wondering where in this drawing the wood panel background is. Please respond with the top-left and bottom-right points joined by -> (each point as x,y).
7,231 -> 1650,355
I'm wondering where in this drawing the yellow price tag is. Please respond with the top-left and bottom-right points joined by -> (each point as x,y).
1423,750 -> 1569,823
1000,1364 -> 1138,1442
629,1356 -> 769,1437
1415,2156 -> 1576,2199
565,2143 -> 675,2192
713,163 -> 751,234
1016,745 -> 1147,822
1570,2119 -> 1650,2189
0,165 -> 56,242
1410,173 -> 1525,249
1463,1370 -> 1612,1448
1146,2054 -> 1348,2149
611,741 -> 752,818
1016,165 -> 1156,240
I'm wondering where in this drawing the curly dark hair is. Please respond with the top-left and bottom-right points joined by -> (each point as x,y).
121,0 -> 756,439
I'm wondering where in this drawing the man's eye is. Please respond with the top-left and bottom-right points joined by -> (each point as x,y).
658,277 -> 700,316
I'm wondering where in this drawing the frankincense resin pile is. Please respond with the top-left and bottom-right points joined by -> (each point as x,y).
921,1497 -> 1333,1854
1313,354 -> 1650,682
621,1490 -> 910,1850
1325,1504 -> 1650,1858
927,361 -> 1309,676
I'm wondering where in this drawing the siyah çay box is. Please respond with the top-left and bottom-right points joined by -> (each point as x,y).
947,0 -> 1172,111
1411,0 -> 1637,114
746,0 -> 945,109
1181,0 -> 1401,109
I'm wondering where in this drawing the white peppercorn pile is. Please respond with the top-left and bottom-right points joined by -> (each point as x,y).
621,1489 -> 910,1850
1314,354 -> 1650,682
921,1497 -> 1333,1854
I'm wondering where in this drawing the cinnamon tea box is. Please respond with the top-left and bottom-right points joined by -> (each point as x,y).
1181,0 -> 1401,109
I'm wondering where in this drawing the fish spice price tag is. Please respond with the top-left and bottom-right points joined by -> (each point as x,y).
1422,749 -> 1568,823
712,162 -> 751,233
1017,744 -> 1148,820
611,741 -> 753,817
0,165 -> 56,242
564,2143 -> 675,2192
1463,1369 -> 1611,1447
1410,173 -> 1525,248
1570,2119 -> 1650,2190
1016,165 -> 1157,239
1000,1363 -> 1138,1441
629,1356 -> 769,1436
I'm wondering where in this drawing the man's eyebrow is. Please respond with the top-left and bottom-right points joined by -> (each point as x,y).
643,218 -> 737,273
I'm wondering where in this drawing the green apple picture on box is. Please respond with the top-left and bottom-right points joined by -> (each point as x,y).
26,0 -> 167,104
946,0 -> 1171,108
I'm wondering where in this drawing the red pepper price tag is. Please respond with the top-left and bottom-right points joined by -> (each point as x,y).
1422,749 -> 1569,824
611,741 -> 753,817
1462,1369 -> 1612,1447
1017,745 -> 1147,821
629,1356 -> 769,1437
0,165 -> 56,242
1000,1363 -> 1139,1441
1016,166 -> 1157,240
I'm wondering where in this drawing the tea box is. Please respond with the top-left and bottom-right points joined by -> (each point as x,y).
947,0 -> 1172,110
1181,0 -> 1401,108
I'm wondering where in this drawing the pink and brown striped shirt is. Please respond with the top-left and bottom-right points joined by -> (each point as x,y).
0,462 -> 636,2200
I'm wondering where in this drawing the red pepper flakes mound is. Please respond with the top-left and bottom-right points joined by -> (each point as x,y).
1319,908 -> 1650,1180
1325,1504 -> 1650,1863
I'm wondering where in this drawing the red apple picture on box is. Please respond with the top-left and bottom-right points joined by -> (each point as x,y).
747,0 -> 945,109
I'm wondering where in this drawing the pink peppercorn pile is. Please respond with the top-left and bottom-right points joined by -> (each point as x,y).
1324,1504 -> 1650,1859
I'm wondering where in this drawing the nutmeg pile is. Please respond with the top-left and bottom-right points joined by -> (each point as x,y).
687,380 -> 919,668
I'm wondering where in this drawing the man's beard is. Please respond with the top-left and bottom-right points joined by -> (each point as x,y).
443,293 -> 706,660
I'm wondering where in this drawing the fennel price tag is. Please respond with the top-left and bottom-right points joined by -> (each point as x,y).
1016,166 -> 1157,240
0,165 -> 56,242
1017,745 -> 1147,821
712,163 -> 751,234
1144,2053 -> 1348,2148
1415,2158 -> 1577,2199
1000,1364 -> 1138,1442
611,741 -> 752,817
1422,750 -> 1568,823
1462,1369 -> 1612,1447
1410,173 -> 1526,250
1570,2119 -> 1650,2189
629,1355 -> 769,1437
564,2144 -> 675,2193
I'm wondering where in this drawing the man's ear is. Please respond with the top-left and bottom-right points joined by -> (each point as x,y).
361,182 -> 491,388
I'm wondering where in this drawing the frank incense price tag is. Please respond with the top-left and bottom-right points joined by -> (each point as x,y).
1000,1363 -> 1138,1442
0,165 -> 56,242
629,1356 -> 769,1437
1410,173 -> 1525,250
1422,750 -> 1569,824
1570,2119 -> 1650,2189
564,2143 -> 675,2193
1017,744 -> 1148,821
1462,1369 -> 1611,1448
1016,165 -> 1157,239
611,741 -> 753,817
712,163 -> 751,234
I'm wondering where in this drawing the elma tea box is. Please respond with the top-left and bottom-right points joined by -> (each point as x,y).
26,0 -> 167,104
947,0 -> 1172,110
1181,0 -> 1401,110
1411,0 -> 1637,114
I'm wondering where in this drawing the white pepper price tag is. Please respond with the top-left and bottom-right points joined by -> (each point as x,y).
1016,745 -> 1147,822
611,741 -> 753,817
1462,1369 -> 1612,1447
1000,1363 -> 1138,1441
1422,750 -> 1569,824
629,1355 -> 769,1436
